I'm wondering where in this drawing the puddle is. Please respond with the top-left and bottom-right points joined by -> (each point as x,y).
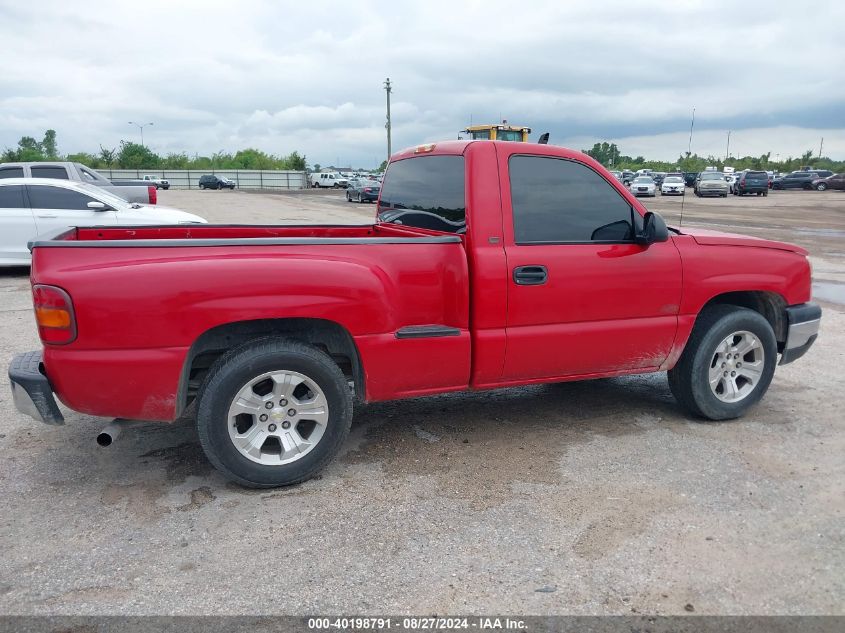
813,281 -> 845,305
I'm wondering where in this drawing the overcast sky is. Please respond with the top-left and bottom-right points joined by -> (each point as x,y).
1,0 -> 843,168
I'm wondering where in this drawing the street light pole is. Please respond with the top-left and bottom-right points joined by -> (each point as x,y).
384,78 -> 392,162
128,121 -> 154,147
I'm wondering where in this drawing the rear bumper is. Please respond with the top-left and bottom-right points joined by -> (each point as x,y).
780,302 -> 822,365
8,351 -> 64,425
698,189 -> 728,196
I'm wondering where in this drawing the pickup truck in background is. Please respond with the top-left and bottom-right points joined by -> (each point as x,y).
8,140 -> 821,488
142,175 -> 170,190
0,161 -> 157,204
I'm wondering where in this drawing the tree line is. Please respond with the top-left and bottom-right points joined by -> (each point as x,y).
3,130 -> 842,174
2,130 -> 307,171
583,141 -> 845,174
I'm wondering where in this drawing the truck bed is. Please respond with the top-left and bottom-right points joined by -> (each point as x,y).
29,222 -> 470,421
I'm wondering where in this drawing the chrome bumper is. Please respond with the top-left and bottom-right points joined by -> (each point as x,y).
8,351 -> 64,425
780,303 -> 821,365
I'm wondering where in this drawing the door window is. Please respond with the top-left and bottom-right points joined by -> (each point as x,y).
0,167 -> 24,179
0,185 -> 26,208
27,185 -> 98,210
509,156 -> 636,244
30,166 -> 70,179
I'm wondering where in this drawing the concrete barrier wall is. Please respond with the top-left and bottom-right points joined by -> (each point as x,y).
95,169 -> 307,190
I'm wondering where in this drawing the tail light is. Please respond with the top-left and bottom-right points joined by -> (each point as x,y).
364,188 -> 372,193
148,185 -> 157,204
33,285 -> 77,345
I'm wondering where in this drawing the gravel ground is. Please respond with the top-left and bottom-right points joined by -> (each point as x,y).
0,188 -> 842,615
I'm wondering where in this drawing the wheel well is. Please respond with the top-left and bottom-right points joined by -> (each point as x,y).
699,291 -> 787,346
177,318 -> 364,416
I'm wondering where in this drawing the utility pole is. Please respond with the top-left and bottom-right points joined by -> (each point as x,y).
384,78 -> 392,161
128,121 -> 153,147
819,137 -> 824,158
725,130 -> 731,161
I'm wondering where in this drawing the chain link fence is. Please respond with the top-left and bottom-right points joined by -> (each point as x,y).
95,169 -> 307,190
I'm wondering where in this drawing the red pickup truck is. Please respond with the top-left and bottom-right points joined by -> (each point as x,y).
9,141 -> 821,488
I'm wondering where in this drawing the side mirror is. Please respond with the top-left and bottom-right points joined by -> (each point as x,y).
87,201 -> 109,211
636,211 -> 669,245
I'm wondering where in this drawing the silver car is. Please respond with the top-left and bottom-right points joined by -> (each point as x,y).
695,172 -> 729,197
629,176 -> 656,197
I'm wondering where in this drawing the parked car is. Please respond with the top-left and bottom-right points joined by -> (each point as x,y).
310,172 -> 348,189
683,172 -> 699,187
734,171 -> 769,196
621,170 -> 634,186
346,179 -> 381,203
8,140 -> 821,488
629,176 -> 656,197
724,173 -> 737,193
0,161 -> 156,204
0,178 -> 205,266
609,170 -> 623,182
142,175 -> 170,190
199,175 -> 236,190
772,172 -> 818,190
811,173 -> 845,191
694,172 -> 729,197
660,176 -> 685,195
652,172 -> 667,188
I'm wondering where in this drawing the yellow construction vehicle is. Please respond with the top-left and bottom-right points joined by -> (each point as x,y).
463,120 -> 531,142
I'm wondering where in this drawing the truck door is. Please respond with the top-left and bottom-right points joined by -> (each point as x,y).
499,152 -> 682,380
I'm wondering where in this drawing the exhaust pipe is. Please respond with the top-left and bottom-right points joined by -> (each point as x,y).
97,420 -> 127,447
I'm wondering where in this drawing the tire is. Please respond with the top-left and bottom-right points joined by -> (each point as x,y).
357,193 -> 364,203
346,192 -> 352,202
817,183 -> 827,191
668,305 -> 777,421
763,190 -> 768,197
196,338 -> 353,488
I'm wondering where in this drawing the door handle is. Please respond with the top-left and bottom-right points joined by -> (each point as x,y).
38,215 -> 57,219
513,265 -> 548,285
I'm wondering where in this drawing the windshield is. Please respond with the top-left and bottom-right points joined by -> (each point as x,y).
633,177 -> 653,183
664,177 -> 683,183
701,172 -> 725,180
496,130 -> 523,142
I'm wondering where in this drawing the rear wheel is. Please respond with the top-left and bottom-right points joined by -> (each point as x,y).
668,306 -> 777,420
763,190 -> 768,197
196,338 -> 353,488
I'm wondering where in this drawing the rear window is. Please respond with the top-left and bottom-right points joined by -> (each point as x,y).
746,171 -> 767,178
378,156 -> 466,233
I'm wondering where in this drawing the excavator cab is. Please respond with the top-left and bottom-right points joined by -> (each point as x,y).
463,120 -> 532,142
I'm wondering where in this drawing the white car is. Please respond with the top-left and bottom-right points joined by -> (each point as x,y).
660,175 -> 686,195
0,178 -> 206,266
629,176 -> 656,197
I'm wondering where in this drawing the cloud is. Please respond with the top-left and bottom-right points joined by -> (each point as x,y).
0,0 -> 843,167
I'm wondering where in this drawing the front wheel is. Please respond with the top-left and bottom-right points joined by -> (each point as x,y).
817,183 -> 827,191
668,305 -> 777,420
196,338 -> 353,488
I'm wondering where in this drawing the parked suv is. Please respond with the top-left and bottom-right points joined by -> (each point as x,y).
694,172 -> 729,197
199,175 -> 235,190
733,171 -> 769,196
772,172 -> 818,190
